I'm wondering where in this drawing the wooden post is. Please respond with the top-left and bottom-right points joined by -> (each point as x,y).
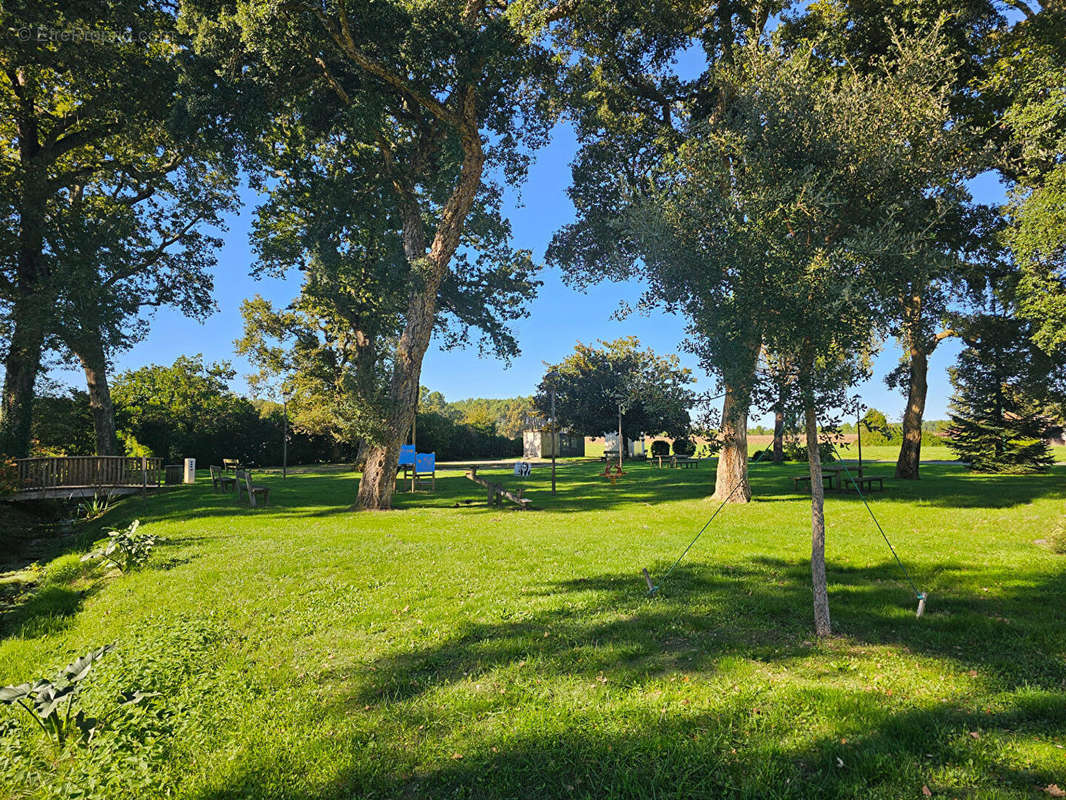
141,456 -> 148,498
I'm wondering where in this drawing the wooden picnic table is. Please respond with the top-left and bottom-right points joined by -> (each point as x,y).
651,455 -> 699,469
793,466 -> 885,493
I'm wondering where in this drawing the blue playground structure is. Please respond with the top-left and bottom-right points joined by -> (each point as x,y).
397,446 -> 435,491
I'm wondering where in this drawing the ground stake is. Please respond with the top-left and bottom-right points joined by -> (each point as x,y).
642,568 -> 657,596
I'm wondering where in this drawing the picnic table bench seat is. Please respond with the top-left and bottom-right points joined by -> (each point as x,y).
793,468 -> 886,493
792,472 -> 837,491
851,475 -> 884,492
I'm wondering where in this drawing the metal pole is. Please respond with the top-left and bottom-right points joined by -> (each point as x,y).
550,383 -> 557,496
617,403 -> 623,471
856,406 -> 862,477
282,397 -> 288,479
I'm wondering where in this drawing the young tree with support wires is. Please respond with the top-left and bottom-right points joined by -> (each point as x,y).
639,32 -> 964,636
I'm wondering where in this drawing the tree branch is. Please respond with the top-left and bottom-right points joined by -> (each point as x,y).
1002,0 -> 1036,19
310,4 -> 471,135
543,0 -> 579,22
102,215 -> 207,287
315,56 -> 351,105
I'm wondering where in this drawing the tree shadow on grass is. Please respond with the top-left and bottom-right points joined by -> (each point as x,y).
176,550 -> 1066,800
312,558 -> 1065,724
193,616 -> 1066,800
400,462 -> 1066,513
747,462 -> 1066,510
126,462 -> 1066,524
0,576 -> 104,640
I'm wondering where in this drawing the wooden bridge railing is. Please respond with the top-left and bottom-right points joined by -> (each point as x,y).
16,456 -> 164,492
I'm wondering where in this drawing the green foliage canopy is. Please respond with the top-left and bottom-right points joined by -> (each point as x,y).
534,337 -> 695,442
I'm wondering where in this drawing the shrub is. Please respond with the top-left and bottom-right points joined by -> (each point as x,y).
117,430 -> 154,458
783,433 -> 846,462
1050,521 -> 1066,554
920,430 -> 948,447
0,645 -> 157,747
650,439 -> 670,457
82,520 -> 157,572
0,458 -> 20,497
672,437 -> 695,456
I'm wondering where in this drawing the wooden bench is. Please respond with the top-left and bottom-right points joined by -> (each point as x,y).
792,473 -> 837,492
674,456 -> 699,469
236,469 -> 270,507
849,475 -> 884,492
830,467 -> 885,493
210,465 -> 237,492
222,458 -> 242,473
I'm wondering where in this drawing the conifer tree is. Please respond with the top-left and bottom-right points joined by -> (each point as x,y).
947,315 -> 1056,473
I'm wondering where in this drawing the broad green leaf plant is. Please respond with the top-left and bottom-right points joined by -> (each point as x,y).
82,519 -> 157,572
0,646 -> 113,746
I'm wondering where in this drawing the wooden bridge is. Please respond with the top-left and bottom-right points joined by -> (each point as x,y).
11,456 -> 165,501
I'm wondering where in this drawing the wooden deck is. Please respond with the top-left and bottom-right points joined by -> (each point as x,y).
11,456 -> 165,501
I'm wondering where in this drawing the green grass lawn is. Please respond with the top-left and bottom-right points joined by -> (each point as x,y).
2,459 -> 1065,799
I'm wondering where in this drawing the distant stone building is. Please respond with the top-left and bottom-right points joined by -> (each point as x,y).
603,432 -> 645,458
522,430 -> 584,459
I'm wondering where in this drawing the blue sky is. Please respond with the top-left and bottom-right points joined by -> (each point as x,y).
45,124 -> 1006,428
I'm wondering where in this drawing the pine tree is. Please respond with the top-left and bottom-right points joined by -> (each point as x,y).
947,315 -> 1056,473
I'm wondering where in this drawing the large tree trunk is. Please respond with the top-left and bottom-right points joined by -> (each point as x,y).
712,381 -> 752,502
1,296 -> 48,457
354,106 -> 484,510
711,341 -> 760,502
71,334 -> 118,456
895,347 -> 927,480
355,270 -> 431,509
0,158 -> 49,457
772,407 -> 784,463
804,396 -> 831,638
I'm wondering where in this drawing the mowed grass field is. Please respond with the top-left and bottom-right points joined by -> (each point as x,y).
1,458 -> 1065,799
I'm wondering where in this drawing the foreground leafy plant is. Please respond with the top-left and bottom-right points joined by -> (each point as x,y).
82,520 -> 157,571
0,646 -> 114,745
